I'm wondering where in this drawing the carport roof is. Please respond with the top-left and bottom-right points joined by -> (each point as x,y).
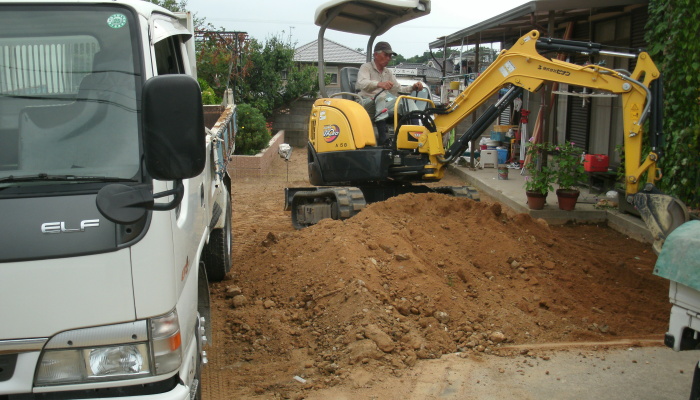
428,0 -> 647,49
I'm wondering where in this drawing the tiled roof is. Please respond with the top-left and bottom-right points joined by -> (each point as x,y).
294,39 -> 366,65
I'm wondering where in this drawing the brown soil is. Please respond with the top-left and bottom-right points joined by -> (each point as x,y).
202,147 -> 669,399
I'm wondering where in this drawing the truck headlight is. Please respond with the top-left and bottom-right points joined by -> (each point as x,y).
89,345 -> 144,375
35,310 -> 181,386
37,344 -> 150,385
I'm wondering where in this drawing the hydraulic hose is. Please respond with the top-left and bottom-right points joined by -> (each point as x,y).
438,86 -> 523,164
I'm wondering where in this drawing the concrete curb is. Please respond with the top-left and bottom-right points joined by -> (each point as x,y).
448,164 -> 652,244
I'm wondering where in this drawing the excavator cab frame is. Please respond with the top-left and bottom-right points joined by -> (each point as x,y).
313,0 -> 431,98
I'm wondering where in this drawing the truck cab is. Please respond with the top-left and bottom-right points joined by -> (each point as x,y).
0,1 -> 233,398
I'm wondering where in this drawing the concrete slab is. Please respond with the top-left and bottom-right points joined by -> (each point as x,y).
304,344 -> 700,400
455,345 -> 698,400
448,162 -> 653,244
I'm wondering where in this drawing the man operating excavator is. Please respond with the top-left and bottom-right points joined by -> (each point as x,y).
356,41 -> 423,146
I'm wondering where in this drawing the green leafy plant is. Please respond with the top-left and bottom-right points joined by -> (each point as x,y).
523,141 -> 555,195
551,141 -> 586,191
198,78 -> 221,105
234,104 -> 271,155
646,0 -> 700,209
613,143 -> 626,190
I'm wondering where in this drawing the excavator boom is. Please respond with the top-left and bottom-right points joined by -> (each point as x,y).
411,30 -> 661,196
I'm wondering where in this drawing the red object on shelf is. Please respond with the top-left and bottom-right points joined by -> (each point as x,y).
583,154 -> 609,172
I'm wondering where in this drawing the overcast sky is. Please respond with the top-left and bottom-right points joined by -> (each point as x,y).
191,0 -> 527,57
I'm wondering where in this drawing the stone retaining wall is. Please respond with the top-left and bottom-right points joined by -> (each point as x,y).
228,130 -> 285,180
270,98 -> 314,147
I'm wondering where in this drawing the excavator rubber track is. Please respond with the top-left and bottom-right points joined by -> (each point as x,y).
431,186 -> 480,201
289,187 -> 366,229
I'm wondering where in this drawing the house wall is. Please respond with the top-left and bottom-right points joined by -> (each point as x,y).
323,63 -> 364,96
548,9 -> 647,168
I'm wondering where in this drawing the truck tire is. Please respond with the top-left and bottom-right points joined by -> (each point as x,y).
203,194 -> 232,282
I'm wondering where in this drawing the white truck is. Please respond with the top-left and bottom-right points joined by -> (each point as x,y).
653,220 -> 700,399
0,1 -> 235,399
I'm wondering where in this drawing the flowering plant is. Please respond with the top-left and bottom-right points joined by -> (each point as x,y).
551,141 -> 586,190
523,141 -> 555,195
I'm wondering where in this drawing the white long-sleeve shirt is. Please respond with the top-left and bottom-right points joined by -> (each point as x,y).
356,60 -> 400,99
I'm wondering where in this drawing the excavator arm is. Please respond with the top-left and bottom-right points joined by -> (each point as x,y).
399,30 -> 687,251
407,30 -> 660,195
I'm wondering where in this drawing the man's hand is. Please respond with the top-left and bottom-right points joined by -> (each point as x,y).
412,82 -> 424,91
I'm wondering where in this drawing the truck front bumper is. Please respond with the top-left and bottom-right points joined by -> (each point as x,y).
666,281 -> 700,352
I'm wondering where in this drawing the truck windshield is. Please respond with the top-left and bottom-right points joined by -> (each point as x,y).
0,5 -> 141,187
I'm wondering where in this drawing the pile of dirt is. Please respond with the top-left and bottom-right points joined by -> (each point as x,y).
205,156 -> 670,399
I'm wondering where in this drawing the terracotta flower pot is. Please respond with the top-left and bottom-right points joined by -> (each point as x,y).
556,189 -> 580,211
525,191 -> 547,210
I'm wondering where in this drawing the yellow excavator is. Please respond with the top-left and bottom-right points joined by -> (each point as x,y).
285,0 -> 688,251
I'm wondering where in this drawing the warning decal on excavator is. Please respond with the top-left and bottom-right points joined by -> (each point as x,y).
409,131 -> 423,140
499,61 -> 516,78
323,124 -> 340,143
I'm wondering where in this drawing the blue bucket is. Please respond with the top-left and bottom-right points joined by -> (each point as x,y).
497,148 -> 508,164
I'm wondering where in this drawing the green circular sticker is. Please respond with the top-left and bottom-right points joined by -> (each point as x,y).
107,14 -> 127,29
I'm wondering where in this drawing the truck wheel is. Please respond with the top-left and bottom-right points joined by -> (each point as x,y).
203,195 -> 232,282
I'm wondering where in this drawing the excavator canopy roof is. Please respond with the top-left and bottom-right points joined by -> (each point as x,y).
314,0 -> 431,37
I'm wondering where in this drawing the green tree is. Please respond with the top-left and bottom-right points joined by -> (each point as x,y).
234,35 -> 318,117
196,33 -> 318,118
198,78 -> 220,105
389,54 -> 405,66
234,104 -> 271,155
196,29 -> 246,98
148,0 -> 187,12
147,0 -> 205,26
646,0 -> 700,208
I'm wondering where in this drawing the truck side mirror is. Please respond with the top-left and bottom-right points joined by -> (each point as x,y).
142,75 -> 206,180
96,75 -> 206,224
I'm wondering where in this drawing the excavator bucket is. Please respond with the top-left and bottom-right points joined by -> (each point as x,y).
634,184 -> 690,254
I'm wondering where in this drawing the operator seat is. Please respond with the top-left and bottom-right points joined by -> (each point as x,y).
18,51 -> 139,174
340,66 -> 390,146
339,67 -> 359,100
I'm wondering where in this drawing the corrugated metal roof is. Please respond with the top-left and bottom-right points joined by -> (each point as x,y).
294,38 -> 366,64
429,0 -> 648,49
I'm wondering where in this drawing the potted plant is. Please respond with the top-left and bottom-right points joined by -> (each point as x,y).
551,141 -> 586,210
523,141 -> 555,210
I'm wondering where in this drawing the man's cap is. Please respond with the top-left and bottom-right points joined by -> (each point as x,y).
374,41 -> 397,56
